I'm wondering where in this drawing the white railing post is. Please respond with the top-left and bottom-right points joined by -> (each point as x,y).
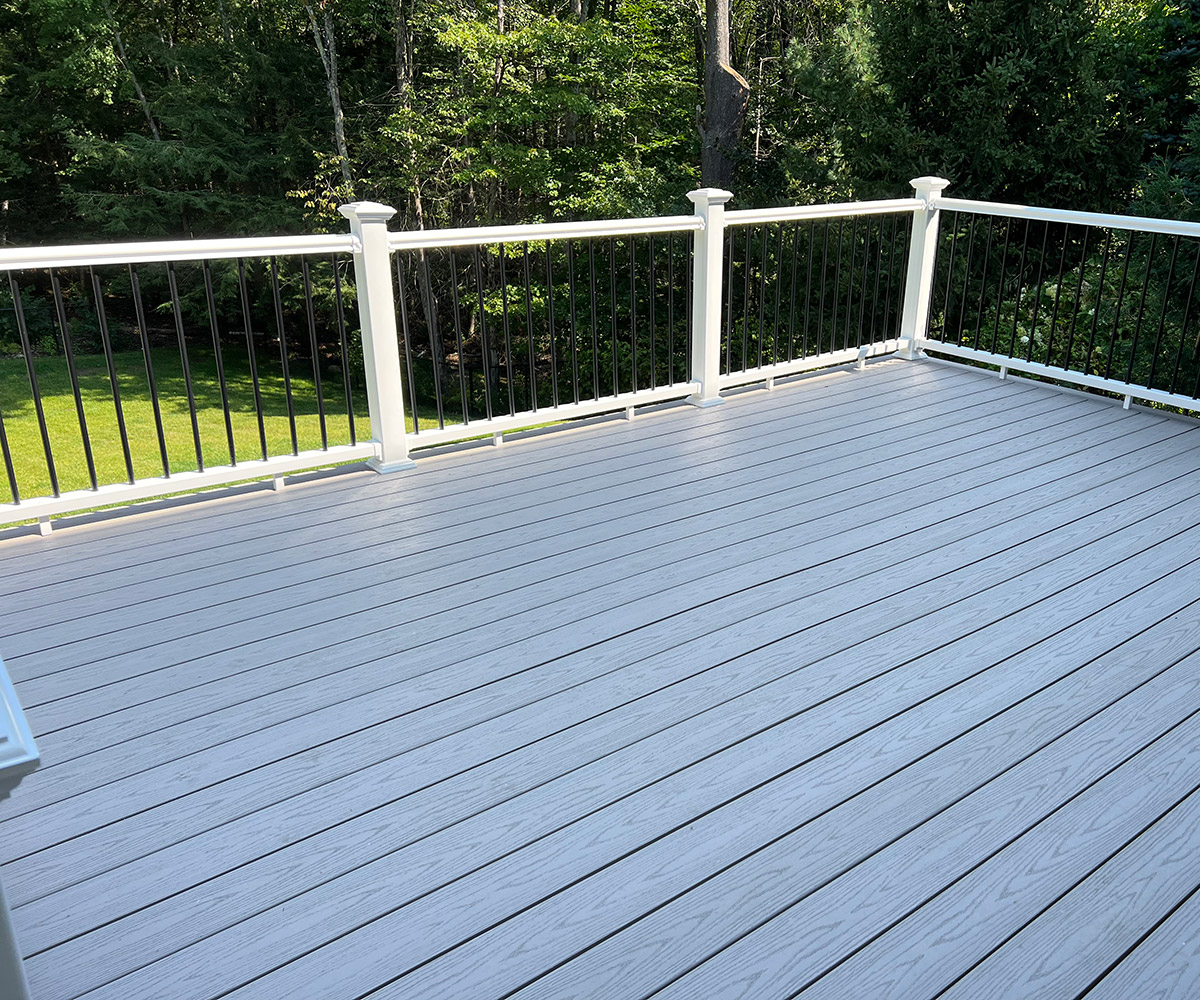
686,187 -> 733,406
896,176 -> 951,359
338,201 -> 415,472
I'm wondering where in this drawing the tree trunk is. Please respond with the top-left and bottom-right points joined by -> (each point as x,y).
104,0 -> 161,141
306,5 -> 354,192
411,182 -> 446,390
394,0 -> 412,99
700,0 -> 750,189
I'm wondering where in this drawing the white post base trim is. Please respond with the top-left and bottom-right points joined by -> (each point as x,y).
367,456 -> 418,473
686,393 -> 726,408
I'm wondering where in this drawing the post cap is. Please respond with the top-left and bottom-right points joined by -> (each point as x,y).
909,176 -> 951,195
338,201 -> 398,223
687,188 -> 734,207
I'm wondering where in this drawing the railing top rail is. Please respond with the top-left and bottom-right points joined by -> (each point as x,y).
938,196 -> 1200,240
0,233 -> 359,272
386,214 -> 703,252
725,198 -> 923,227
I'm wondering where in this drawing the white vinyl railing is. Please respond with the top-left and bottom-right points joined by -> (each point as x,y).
920,187 -> 1200,412
5,176 -> 1200,530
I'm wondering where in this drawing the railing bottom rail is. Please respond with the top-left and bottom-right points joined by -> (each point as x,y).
719,340 -> 901,390
405,382 -> 702,451
919,340 -> 1200,413
0,443 -> 377,528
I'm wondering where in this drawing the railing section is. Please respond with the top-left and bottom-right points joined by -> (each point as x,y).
921,196 -> 1200,410
385,214 -> 704,449
8,180 -> 1200,529
0,235 -> 374,526
720,198 -> 921,388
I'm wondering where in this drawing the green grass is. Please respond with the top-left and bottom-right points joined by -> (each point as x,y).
0,345 -> 449,503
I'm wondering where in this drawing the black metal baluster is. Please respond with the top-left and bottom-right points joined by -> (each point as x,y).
298,258 -> 328,449
331,257 -> 357,444
1025,221 -> 1051,363
449,249 -> 470,424
1007,220 -> 1032,357
0,403 -> 15,504
546,243 -> 560,407
803,221 -> 816,357
1105,232 -> 1137,381
50,271 -> 98,488
421,251 -> 447,428
686,234 -> 696,374
394,254 -> 421,433
90,267 -> 135,481
667,233 -> 676,385
954,217 -> 978,346
473,248 -> 494,421
843,216 -> 858,350
868,217 -> 886,343
235,260 -> 268,460
648,235 -> 657,389
757,224 -> 768,367
7,274 -> 56,495
201,262 -> 237,463
629,237 -> 637,392
267,257 -> 299,454
772,223 -> 784,364
873,218 -> 892,343
970,219 -> 994,349
1125,232 -> 1159,385
524,242 -> 539,409
1061,229 -> 1090,373
1044,225 -> 1070,367
831,219 -> 844,352
1172,243 -> 1200,395
499,244 -> 517,417
787,221 -> 800,361
894,218 -> 912,333
856,219 -> 872,348
939,213 -> 960,340
742,225 -> 752,372
566,239 -> 580,403
588,239 -> 600,400
608,237 -> 618,396
817,220 -> 830,354
166,262 -> 206,467
1084,230 -> 1113,368
990,220 -> 1013,355
724,227 -> 735,374
1148,235 -> 1181,390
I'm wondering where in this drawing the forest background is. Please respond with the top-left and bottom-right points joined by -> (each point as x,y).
3,0 -> 1200,247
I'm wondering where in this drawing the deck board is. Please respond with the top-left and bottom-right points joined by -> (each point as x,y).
2,356 -> 1200,1000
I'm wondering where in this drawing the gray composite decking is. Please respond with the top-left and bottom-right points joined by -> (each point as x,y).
2,356 -> 1200,1000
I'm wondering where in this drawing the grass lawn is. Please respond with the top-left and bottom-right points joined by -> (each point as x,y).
0,344 -> 449,503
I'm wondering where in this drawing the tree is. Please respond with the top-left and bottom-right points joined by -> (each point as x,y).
700,0 -> 750,188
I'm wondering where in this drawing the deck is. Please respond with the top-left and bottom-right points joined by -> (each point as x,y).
3,356 -> 1200,1000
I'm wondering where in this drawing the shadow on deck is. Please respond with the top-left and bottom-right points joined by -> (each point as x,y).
3,356 -> 1200,1000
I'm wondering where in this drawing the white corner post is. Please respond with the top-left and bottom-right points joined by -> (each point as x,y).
338,201 -> 416,472
896,176 -> 951,360
686,187 -> 733,406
